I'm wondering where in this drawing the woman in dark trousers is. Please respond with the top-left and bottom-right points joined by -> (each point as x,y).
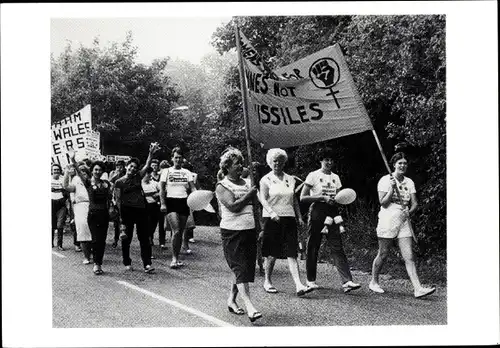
215,147 -> 262,323
109,160 -> 126,248
115,143 -> 160,273
70,152 -> 112,275
300,147 -> 361,293
158,159 -> 170,249
51,163 -> 67,250
142,167 -> 161,248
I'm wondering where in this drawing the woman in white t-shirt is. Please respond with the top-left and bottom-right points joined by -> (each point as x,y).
215,147 -> 262,323
300,147 -> 361,293
259,148 -> 311,297
159,147 -> 196,269
369,152 -> 436,299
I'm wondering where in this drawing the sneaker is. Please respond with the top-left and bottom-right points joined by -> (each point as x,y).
125,265 -> 133,271
57,246 -> 65,251
75,245 -> 82,252
414,287 -> 436,299
160,244 -> 167,250
369,281 -> 385,294
306,281 -> 320,290
144,265 -> 155,274
93,264 -> 103,275
150,255 -> 156,259
119,231 -> 128,241
189,238 -> 195,243
342,281 -> 361,293
82,258 -> 91,265
181,248 -> 192,255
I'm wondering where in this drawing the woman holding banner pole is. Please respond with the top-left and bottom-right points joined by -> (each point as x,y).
369,152 -> 436,298
216,147 -> 262,323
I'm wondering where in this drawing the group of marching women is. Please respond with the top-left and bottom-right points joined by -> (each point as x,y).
51,142 -> 436,324
215,146 -> 435,323
51,142 -> 197,275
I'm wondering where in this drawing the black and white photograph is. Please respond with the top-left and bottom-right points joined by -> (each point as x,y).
1,2 -> 498,347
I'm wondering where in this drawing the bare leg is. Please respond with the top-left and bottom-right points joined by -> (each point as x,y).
236,282 -> 259,317
263,256 -> 276,289
287,257 -> 306,291
371,238 -> 392,285
167,212 -> 188,263
398,237 -> 423,291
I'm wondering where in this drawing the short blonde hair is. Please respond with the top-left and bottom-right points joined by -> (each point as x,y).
266,148 -> 288,168
219,147 -> 244,175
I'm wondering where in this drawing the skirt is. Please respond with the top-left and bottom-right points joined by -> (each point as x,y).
261,217 -> 298,258
73,202 -> 92,242
221,228 -> 257,284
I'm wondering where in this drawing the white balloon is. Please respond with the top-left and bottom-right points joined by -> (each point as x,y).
187,190 -> 214,211
334,188 -> 357,205
203,203 -> 216,213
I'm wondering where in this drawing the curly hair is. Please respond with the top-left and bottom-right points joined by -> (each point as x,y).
90,161 -> 106,172
265,148 -> 288,168
219,147 -> 244,175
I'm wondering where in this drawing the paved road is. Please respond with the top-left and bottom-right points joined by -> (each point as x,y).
53,226 -> 446,328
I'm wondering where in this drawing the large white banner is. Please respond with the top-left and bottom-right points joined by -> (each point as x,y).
239,31 -> 373,149
51,105 -> 92,166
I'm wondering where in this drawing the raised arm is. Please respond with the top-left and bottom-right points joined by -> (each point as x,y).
139,142 -> 161,178
62,165 -> 76,193
68,149 -> 89,187
216,184 -> 257,213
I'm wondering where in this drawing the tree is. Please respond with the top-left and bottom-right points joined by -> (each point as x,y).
51,32 -> 180,160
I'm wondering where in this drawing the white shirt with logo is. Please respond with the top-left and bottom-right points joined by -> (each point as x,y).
51,177 -> 65,200
160,167 -> 192,198
377,174 -> 416,207
304,169 -> 342,199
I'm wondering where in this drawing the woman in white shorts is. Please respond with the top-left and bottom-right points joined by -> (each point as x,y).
369,152 -> 436,299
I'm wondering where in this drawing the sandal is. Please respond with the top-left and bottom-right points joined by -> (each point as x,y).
264,284 -> 278,293
169,261 -> 184,269
227,305 -> 245,315
248,311 -> 262,323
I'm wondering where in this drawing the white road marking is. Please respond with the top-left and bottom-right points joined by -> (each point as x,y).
52,251 -> 66,258
117,280 -> 235,327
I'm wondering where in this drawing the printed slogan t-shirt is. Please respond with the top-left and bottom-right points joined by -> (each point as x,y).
304,169 -> 342,199
160,168 -> 192,198
377,174 -> 416,207
51,177 -> 65,200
